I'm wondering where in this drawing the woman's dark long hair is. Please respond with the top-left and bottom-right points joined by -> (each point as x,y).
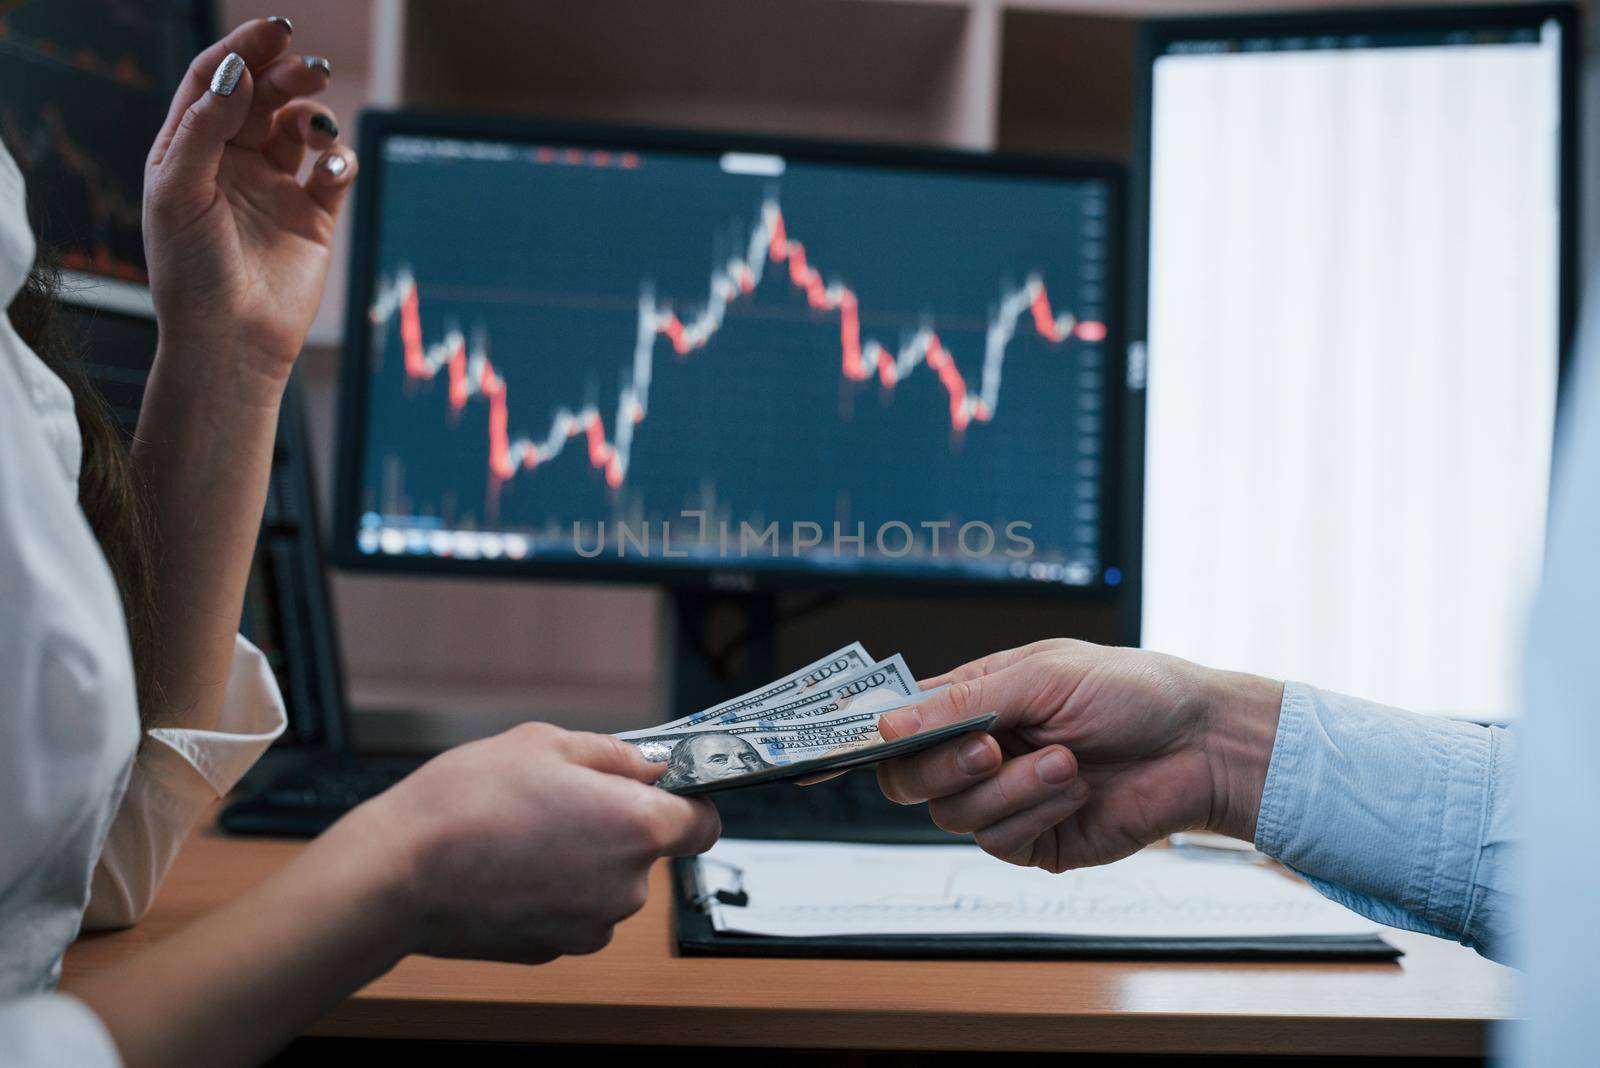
8,252 -> 159,726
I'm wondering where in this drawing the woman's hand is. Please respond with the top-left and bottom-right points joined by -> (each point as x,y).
339,724 -> 722,963
67,727 -> 720,1068
873,639 -> 1284,873
143,17 -> 355,391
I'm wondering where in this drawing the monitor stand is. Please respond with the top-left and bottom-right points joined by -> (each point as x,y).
664,588 -> 959,844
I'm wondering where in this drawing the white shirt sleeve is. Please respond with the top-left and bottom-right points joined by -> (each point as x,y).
0,994 -> 121,1068
81,636 -> 286,931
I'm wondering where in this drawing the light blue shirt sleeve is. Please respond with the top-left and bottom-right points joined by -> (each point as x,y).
1252,682 -> 1517,963
1511,267 -> 1600,1065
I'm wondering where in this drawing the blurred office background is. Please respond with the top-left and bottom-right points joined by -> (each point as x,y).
17,0 -> 1587,747
225,0 -> 1157,746
244,0 -> 1585,748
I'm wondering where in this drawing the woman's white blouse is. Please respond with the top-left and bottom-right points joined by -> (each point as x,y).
0,142 -> 286,1065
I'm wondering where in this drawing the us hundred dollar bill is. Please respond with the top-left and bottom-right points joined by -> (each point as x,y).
621,642 -> 875,738
672,655 -> 918,732
625,707 -> 901,790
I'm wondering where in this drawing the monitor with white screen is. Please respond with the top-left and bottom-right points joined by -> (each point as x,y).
1133,5 -> 1575,719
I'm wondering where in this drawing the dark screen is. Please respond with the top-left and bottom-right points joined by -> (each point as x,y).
0,0 -> 207,281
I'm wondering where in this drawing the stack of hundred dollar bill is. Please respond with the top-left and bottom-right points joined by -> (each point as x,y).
615,644 -> 996,796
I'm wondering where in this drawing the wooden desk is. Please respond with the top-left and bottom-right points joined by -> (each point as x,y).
62,827 -> 1514,1058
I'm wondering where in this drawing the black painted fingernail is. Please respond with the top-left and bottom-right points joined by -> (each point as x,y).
320,153 -> 348,177
302,55 -> 331,77
210,52 -> 245,96
310,113 -> 338,138
268,15 -> 293,34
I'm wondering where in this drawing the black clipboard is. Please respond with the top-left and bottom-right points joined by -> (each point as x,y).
671,855 -> 1402,962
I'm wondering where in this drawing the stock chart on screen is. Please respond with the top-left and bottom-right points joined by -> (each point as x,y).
0,1 -> 207,282
344,127 -> 1119,591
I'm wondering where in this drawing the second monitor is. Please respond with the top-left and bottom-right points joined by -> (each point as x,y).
336,116 -> 1124,596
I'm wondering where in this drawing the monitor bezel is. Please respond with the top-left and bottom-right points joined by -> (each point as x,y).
1123,2 -> 1581,646
334,110 -> 1129,600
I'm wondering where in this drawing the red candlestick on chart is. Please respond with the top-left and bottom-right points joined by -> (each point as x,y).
376,197 -> 1106,502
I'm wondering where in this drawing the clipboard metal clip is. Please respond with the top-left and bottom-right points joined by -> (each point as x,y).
689,858 -> 749,908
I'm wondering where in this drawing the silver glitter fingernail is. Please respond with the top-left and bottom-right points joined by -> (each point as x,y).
267,15 -> 293,34
320,154 -> 348,177
210,52 -> 246,96
302,55 -> 331,77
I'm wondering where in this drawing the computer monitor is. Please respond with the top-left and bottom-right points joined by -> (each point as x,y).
335,115 -> 1125,596
0,0 -> 211,305
1131,5 -> 1576,719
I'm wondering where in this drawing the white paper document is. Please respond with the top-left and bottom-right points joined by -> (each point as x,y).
696,840 -> 1379,940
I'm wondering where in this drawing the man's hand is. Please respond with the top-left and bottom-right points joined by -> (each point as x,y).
875,639 -> 1283,873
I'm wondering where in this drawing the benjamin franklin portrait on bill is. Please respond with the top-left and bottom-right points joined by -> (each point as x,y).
656,733 -> 772,790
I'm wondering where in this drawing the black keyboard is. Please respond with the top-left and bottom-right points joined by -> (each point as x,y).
219,754 -> 424,837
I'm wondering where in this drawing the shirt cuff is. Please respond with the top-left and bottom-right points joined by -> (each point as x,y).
141,634 -> 287,807
0,994 -> 121,1068
1254,681 -> 1497,946
82,636 -> 288,930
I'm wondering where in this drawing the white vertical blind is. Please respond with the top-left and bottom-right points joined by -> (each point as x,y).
1142,26 -> 1562,718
